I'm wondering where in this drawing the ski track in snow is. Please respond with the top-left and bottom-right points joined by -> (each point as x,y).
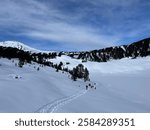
35,90 -> 87,113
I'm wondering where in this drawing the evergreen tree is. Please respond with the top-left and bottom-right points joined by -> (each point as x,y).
18,58 -> 24,68
84,68 -> 89,81
58,62 -> 63,70
37,67 -> 40,71
71,68 -> 77,81
56,62 -> 63,72
70,64 -> 90,81
76,64 -> 84,78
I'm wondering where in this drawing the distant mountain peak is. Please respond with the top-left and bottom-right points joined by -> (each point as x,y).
0,41 -> 39,52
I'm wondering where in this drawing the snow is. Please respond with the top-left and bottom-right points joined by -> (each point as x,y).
49,55 -> 150,73
0,58 -> 87,112
0,41 -> 53,53
60,71 -> 150,112
36,90 -> 87,113
49,55 -> 82,69
50,55 -> 150,112
0,56 -> 150,112
120,45 -> 126,51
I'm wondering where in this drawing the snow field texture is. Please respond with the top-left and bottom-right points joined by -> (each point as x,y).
0,55 -> 150,112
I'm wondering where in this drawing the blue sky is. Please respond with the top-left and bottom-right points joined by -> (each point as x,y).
0,0 -> 150,51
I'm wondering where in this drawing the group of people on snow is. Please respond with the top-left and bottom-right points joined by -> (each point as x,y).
85,83 -> 96,90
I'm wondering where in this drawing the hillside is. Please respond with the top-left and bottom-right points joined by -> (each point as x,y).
0,55 -> 150,112
54,55 -> 150,112
0,41 -> 39,53
67,38 -> 150,62
0,58 -> 88,112
0,38 -> 150,112
0,41 -> 54,53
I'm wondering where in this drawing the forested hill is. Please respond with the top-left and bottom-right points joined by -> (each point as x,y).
67,38 -> 150,62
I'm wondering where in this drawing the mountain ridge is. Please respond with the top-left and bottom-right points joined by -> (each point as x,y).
0,41 -> 39,52
0,38 -> 150,113
67,37 -> 150,62
0,37 -> 150,53
0,37 -> 150,63
0,41 -> 55,53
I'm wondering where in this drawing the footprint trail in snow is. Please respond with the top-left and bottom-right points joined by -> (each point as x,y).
35,90 -> 87,113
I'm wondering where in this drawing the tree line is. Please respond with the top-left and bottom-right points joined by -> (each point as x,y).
67,38 -> 150,62
0,46 -> 90,81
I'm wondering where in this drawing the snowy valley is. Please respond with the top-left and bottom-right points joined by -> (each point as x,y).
0,39 -> 150,113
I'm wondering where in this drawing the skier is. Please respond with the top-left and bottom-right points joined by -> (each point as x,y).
86,85 -> 88,90
91,85 -> 94,89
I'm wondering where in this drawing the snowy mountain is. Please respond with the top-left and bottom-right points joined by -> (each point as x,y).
1,38 -> 150,61
0,41 -> 39,52
0,41 -> 54,54
0,38 -> 150,112
67,38 -> 150,62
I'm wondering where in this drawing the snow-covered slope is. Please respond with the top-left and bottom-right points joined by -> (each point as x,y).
0,41 -> 40,52
0,56 -> 150,112
0,58 -> 88,112
0,41 -> 54,53
49,55 -> 150,73
51,55 -> 150,112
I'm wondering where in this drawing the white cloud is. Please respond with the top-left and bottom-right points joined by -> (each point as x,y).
20,22 -> 118,50
0,0 -> 119,50
0,0 -> 149,50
